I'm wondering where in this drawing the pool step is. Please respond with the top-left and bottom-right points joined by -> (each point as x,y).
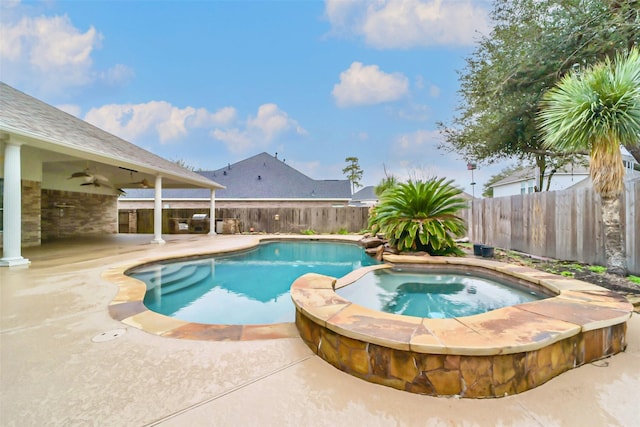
133,264 -> 212,295
129,263 -> 186,284
161,265 -> 211,295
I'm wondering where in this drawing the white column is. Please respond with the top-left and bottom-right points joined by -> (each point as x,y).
208,189 -> 216,235
1,142 -> 30,266
151,175 -> 165,244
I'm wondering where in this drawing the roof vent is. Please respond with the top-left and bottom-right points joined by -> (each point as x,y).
258,175 -> 261,180
223,171 -> 227,175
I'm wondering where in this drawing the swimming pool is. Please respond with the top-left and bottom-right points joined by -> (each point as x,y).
127,240 -> 380,324
335,267 -> 549,318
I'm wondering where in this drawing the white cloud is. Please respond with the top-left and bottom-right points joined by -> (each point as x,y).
0,14 -> 100,92
84,101 -> 237,143
211,103 -> 307,154
333,62 -> 409,108
0,10 -> 134,93
324,0 -> 490,49
191,106 -> 237,128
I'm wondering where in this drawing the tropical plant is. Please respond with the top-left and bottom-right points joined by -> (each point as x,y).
538,47 -> 640,276
375,175 -> 399,197
368,178 -> 468,256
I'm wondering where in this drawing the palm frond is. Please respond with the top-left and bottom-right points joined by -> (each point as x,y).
538,47 -> 640,197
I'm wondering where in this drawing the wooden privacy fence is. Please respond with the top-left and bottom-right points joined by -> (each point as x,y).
462,179 -> 639,275
124,206 -> 371,235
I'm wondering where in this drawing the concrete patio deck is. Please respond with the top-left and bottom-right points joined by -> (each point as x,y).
1,234 -> 638,426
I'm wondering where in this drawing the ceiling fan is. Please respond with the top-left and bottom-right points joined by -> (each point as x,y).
68,168 -> 112,188
124,178 -> 153,189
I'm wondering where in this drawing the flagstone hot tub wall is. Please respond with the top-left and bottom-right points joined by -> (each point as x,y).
291,257 -> 633,398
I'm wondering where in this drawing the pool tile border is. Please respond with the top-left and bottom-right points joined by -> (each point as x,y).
102,235 -> 365,341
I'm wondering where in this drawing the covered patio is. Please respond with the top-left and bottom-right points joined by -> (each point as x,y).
0,82 -> 224,266
1,234 -> 638,426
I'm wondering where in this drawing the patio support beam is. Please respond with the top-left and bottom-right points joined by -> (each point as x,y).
1,141 -> 30,267
208,189 -> 216,235
151,175 -> 165,244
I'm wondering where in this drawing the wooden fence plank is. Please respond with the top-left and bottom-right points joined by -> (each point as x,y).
463,179 -> 637,273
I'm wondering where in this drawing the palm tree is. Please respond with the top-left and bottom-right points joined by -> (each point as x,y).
538,47 -> 640,276
369,178 -> 468,256
374,175 -> 399,197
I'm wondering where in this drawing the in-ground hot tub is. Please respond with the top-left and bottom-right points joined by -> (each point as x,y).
291,254 -> 633,398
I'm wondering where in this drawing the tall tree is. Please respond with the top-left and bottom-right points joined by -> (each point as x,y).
538,47 -> 640,276
439,0 -> 639,190
342,156 -> 363,194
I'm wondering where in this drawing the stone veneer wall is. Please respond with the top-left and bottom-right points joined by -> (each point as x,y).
295,310 -> 627,398
41,189 -> 118,240
22,180 -> 42,247
1,179 -> 42,249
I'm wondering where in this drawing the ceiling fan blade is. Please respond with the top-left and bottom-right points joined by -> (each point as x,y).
93,174 -> 110,183
123,178 -> 153,188
69,169 -> 92,179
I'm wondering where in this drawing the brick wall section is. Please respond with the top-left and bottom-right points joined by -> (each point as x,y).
0,180 -> 42,249
21,180 -> 42,247
41,189 -> 118,240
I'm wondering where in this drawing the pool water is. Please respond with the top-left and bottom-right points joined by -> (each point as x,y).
336,268 -> 549,318
128,241 -> 380,324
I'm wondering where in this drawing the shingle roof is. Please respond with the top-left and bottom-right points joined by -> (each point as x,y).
491,164 -> 589,188
123,152 -> 352,199
351,186 -> 377,201
0,82 -> 223,189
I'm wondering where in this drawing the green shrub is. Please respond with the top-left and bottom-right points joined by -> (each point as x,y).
337,228 -> 349,235
368,178 -> 467,256
589,265 -> 607,274
565,263 -> 584,272
300,229 -> 317,235
629,275 -> 640,285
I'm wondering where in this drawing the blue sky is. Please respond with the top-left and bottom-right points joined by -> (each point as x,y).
1,0 -> 508,196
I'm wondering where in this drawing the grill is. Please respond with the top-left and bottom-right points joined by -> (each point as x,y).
190,213 -> 209,233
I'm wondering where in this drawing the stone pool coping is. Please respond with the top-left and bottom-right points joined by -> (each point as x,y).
292,254 -> 633,356
291,254 -> 634,397
102,235 -> 363,341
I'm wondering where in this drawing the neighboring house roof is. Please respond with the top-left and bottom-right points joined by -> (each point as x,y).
0,82 -> 223,190
123,152 -> 352,199
351,186 -> 377,202
491,164 -> 589,188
